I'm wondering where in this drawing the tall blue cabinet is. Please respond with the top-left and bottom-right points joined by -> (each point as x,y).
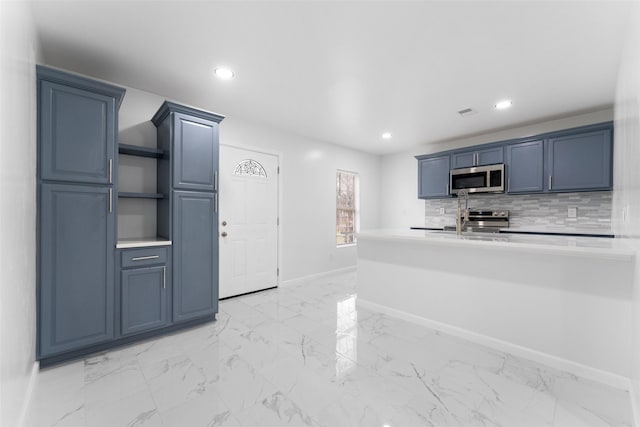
152,102 -> 224,324
37,68 -> 225,366
37,66 -> 125,359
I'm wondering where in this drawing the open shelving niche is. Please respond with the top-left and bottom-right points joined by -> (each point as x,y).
116,142 -> 171,248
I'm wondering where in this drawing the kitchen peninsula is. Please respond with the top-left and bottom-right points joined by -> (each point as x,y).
356,229 -> 635,385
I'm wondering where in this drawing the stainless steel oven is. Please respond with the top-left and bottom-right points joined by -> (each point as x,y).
450,164 -> 505,195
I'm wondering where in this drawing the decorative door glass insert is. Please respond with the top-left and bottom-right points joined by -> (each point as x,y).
234,159 -> 267,178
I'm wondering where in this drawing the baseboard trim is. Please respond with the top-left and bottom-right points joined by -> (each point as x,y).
631,379 -> 640,427
17,361 -> 39,427
279,266 -> 357,288
358,298 -> 631,391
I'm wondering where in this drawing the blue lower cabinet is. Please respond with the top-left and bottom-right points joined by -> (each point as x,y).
39,183 -> 115,357
172,191 -> 218,322
121,265 -> 168,336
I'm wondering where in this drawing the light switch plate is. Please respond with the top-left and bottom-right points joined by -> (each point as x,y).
568,207 -> 577,218
440,207 -> 446,214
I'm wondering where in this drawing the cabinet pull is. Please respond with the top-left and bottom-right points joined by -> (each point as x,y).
131,255 -> 159,261
474,152 -> 478,165
549,175 -> 552,190
446,184 -> 449,195
163,266 -> 166,289
508,178 -> 511,192
214,193 -> 218,214
109,159 -> 113,184
109,188 -> 112,213
214,171 -> 218,192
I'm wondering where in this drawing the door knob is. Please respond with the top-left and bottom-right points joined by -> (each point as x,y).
221,221 -> 227,226
221,231 -> 228,237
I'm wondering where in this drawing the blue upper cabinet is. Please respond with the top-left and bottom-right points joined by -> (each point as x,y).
416,122 -> 613,199
173,113 -> 218,191
452,146 -> 504,169
505,140 -> 544,193
152,102 -> 225,192
37,66 -> 125,184
417,154 -> 450,199
547,128 -> 612,192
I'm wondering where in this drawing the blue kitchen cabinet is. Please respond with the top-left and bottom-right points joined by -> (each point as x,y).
152,102 -> 223,192
120,251 -> 169,336
452,146 -> 504,169
37,66 -> 125,362
39,183 -> 115,357
417,154 -> 451,199
505,140 -> 544,193
172,113 -> 219,191
38,66 -> 123,185
172,191 -> 218,322
153,102 -> 223,324
547,129 -> 612,192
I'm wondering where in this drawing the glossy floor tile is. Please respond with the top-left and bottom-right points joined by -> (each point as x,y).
26,271 -> 633,427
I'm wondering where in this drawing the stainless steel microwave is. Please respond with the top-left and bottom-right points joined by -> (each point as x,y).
450,164 -> 505,195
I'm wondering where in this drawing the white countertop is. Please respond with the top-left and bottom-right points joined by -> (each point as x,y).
419,225 -> 613,236
358,229 -> 635,261
116,237 -> 172,249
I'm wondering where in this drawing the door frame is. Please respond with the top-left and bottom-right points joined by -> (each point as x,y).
219,142 -> 282,287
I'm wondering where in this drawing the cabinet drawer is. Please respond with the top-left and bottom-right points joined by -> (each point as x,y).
121,247 -> 167,268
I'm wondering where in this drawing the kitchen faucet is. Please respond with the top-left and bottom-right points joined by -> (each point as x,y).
456,189 -> 470,235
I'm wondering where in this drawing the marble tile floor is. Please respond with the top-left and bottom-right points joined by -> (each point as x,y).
26,271 -> 633,427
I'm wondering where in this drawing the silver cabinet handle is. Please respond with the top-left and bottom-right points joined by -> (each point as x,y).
163,266 -> 166,289
214,194 -> 218,214
131,255 -> 159,261
549,175 -> 552,190
109,188 -> 112,213
446,184 -> 449,195
214,171 -> 218,192
508,178 -> 511,192
474,152 -> 478,166
109,159 -> 113,184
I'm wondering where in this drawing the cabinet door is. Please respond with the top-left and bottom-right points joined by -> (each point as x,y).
452,151 -> 475,169
418,155 -> 450,199
506,140 -> 544,193
121,266 -> 168,336
548,129 -> 612,191
39,183 -> 114,357
452,147 -> 503,168
477,147 -> 504,166
172,191 -> 218,322
173,113 -> 218,191
39,81 -> 115,184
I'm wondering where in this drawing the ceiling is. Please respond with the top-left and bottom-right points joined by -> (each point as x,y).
29,1 -> 633,155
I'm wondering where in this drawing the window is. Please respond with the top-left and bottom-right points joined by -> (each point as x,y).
336,170 -> 359,246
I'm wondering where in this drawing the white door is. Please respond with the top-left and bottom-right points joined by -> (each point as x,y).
219,146 -> 279,299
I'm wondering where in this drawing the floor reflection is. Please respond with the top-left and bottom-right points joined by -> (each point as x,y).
335,294 -> 357,377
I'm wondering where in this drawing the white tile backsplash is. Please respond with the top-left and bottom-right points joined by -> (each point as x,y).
424,191 -> 612,232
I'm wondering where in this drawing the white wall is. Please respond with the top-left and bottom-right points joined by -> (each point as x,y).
612,1 -> 640,421
380,109 -> 614,229
116,87 -> 381,281
0,1 -> 40,426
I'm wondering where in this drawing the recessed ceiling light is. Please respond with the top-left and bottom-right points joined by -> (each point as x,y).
495,100 -> 512,110
381,132 -> 392,139
214,68 -> 234,80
